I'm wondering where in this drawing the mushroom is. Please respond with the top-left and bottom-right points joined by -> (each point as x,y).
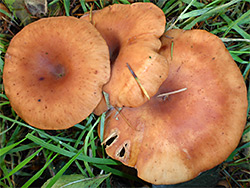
100,29 -> 248,184
3,16 -> 110,130
81,3 -> 169,109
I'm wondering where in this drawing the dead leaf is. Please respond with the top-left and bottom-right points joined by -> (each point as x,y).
24,0 -> 47,17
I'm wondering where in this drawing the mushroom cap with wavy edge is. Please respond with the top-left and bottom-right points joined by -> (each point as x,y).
81,2 -> 169,108
3,16 -> 110,130
100,29 -> 248,184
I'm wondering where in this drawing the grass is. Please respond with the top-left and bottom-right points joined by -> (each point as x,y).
0,0 -> 249,187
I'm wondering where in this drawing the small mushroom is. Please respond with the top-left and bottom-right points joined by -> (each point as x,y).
81,3 -> 169,108
100,29 -> 248,184
3,16 -> 110,130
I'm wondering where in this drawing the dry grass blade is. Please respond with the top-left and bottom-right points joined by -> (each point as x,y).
126,63 -> 150,100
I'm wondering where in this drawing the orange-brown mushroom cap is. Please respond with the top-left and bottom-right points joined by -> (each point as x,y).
3,16 -> 110,130
100,29 -> 248,184
81,3 -> 169,108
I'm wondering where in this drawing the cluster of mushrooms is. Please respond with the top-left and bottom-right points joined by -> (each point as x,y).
3,2 -> 248,185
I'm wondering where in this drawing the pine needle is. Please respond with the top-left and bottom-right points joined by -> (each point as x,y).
126,63 -> 150,100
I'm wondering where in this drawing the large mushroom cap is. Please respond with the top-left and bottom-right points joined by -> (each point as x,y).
101,29 -> 248,184
3,16 -> 110,130
81,3 -> 169,108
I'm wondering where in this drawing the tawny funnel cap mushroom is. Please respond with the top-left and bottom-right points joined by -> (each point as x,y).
3,16 -> 110,130
100,29 -> 248,184
81,3 -> 169,108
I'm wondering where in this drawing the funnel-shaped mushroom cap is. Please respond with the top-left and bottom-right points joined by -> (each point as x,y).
3,16 -> 110,130
101,29 -> 248,184
81,3 -> 168,108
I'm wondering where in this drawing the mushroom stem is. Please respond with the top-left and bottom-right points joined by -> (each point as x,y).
126,63 -> 150,100
157,88 -> 187,99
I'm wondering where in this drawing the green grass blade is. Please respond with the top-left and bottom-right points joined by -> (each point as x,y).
119,0 -> 131,4
0,181 -> 9,187
90,134 -> 97,157
0,147 -> 43,181
7,143 -> 39,154
205,0 -> 223,7
83,117 -> 100,177
220,38 -> 250,43
162,0 -> 180,15
222,169 -> 242,187
168,0 -> 195,30
0,8 -> 18,25
243,124 -> 250,136
0,57 -> 4,72
45,147 -> 85,188
220,14 -> 250,39
230,54 -> 249,64
181,0 -> 204,8
26,133 -> 119,165
75,160 -> 88,177
48,0 -> 60,6
0,94 -> 8,100
183,0 -> 242,30
179,7 -> 213,20
0,138 -> 26,157
74,123 -> 87,130
8,123 -> 24,146
0,122 -> 15,136
100,113 -> 106,143
230,51 -> 250,54
80,0 -> 88,12
0,101 -> 10,106
0,114 -> 37,131
156,0 -> 167,7
93,164 -> 141,182
238,178 -> 250,182
21,153 -> 59,188
0,8 -> 11,19
223,10 -> 250,37
63,0 -> 70,16
0,156 -> 13,187
0,114 -> 83,153
74,115 -> 93,148
226,142 -> 250,162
